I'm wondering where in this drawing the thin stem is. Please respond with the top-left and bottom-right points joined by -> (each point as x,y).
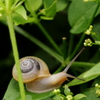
37,22 -> 63,55
6,10 -> 26,100
14,26 -> 63,63
11,0 -> 25,11
92,33 -> 100,40
70,33 -> 86,60
54,61 -> 95,73
67,34 -> 74,61
62,37 -> 67,60
11,0 -> 20,10
5,0 -> 12,10
54,64 -> 65,73
63,47 -> 85,72
0,1 -> 6,10
30,10 -> 62,55
93,42 -> 100,45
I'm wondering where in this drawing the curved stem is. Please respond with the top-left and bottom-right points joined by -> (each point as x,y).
31,11 -> 62,55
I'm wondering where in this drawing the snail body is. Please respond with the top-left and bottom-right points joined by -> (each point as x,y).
26,72 -> 67,93
12,48 -> 84,93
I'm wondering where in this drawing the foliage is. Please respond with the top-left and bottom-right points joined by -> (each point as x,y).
1,0 -> 100,100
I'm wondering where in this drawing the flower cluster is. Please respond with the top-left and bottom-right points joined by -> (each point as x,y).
84,38 -> 93,47
66,95 -> 73,100
52,85 -> 86,100
84,25 -> 93,35
95,83 -> 100,97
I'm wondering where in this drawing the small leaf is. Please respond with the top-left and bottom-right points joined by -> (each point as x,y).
44,0 -> 57,17
74,94 -> 86,100
84,62 -> 100,78
63,85 -> 72,96
25,0 -> 42,12
12,13 -> 35,25
15,5 -> 27,20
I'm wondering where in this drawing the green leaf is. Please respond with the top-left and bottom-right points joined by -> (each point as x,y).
57,0 -> 68,12
3,79 -> 54,100
12,13 -> 35,25
81,87 -> 100,100
92,22 -> 100,41
43,0 -> 57,17
44,0 -> 55,8
14,5 -> 27,20
74,94 -> 86,100
63,85 -> 72,96
68,0 -> 100,34
67,71 -> 98,87
25,0 -> 42,12
84,62 -> 100,78
52,95 -> 63,100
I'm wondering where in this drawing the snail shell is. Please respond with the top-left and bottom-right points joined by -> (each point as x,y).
12,56 -> 51,83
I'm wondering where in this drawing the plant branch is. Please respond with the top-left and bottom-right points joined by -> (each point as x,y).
5,3 -> 26,100
31,11 -> 62,55
14,26 -> 63,63
67,34 -> 74,61
70,33 -> 86,60
54,61 -> 95,73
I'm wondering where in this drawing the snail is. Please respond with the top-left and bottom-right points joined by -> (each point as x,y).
12,48 -> 84,93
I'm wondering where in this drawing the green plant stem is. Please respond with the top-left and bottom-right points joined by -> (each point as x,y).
11,0 -> 25,10
54,61 -> 95,73
30,11 -> 62,55
93,43 -> 100,45
70,33 -> 85,60
0,1 -> 6,10
92,33 -> 100,40
67,34 -> 74,61
62,37 -> 67,60
6,14 -> 26,100
14,26 -> 63,63
5,0 -> 11,10
36,22 -> 62,55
